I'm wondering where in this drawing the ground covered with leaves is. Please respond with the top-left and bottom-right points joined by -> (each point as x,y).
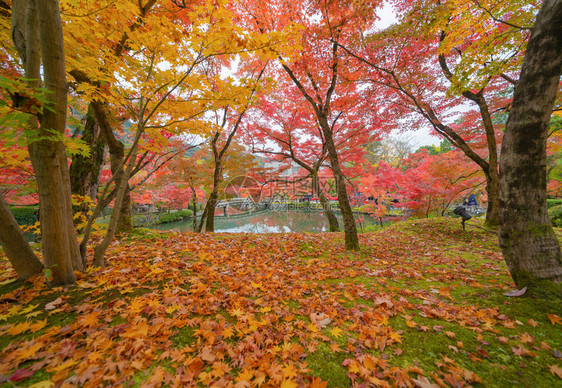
0,218 -> 561,387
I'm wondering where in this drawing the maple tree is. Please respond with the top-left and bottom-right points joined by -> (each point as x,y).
195,66 -> 265,233
3,0 -> 84,284
234,0 -> 385,250
498,0 -> 562,288
340,0 -> 539,227
246,85 -> 341,231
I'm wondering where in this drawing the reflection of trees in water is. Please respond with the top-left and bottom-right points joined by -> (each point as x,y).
154,210 -> 380,233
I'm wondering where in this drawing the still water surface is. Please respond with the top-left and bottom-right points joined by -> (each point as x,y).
153,210 -> 381,233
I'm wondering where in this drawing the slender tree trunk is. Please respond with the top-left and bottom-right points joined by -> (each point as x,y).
311,171 -> 339,232
205,164 -> 221,232
116,184 -> 133,232
91,101 -> 133,232
93,139 -> 139,267
0,194 -> 43,279
498,0 -> 562,289
196,205 -> 208,233
190,183 -> 197,231
318,116 -> 359,250
484,168 -> 500,227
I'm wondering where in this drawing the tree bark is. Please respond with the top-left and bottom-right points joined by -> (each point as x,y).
190,183 -> 197,231
92,133 -> 140,267
12,0 -> 81,284
204,163 -> 221,232
311,171 -> 339,232
498,0 -> 562,289
91,101 -> 133,233
0,194 -> 43,280
70,105 -> 106,201
318,115 -> 359,250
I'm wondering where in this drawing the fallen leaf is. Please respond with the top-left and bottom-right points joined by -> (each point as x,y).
548,314 -> 561,325
9,368 -> 34,382
45,297 -> 64,311
549,364 -> 562,379
412,375 -> 440,388
504,287 -> 527,297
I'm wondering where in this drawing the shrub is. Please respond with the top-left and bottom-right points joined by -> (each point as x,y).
547,198 -> 562,208
9,206 -> 39,225
178,209 -> 193,218
548,205 -> 562,227
158,213 -> 182,224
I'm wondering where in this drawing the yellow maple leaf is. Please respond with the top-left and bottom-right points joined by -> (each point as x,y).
122,320 -> 149,338
222,326 -> 234,339
236,368 -> 254,383
251,281 -> 263,290
28,382 -> 54,388
7,321 -> 32,335
329,326 -> 343,338
29,319 -> 47,333
282,363 -> 297,379
16,341 -> 43,361
280,379 -> 298,388
20,304 -> 39,315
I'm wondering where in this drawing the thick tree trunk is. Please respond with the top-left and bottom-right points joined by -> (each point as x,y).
318,116 -> 359,250
0,194 -> 43,280
498,0 -> 562,289
12,0 -> 81,284
311,171 -> 339,232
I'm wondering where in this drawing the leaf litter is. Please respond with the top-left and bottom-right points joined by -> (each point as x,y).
0,218 -> 561,387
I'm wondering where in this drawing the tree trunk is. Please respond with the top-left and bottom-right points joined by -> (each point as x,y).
204,164 -> 221,232
0,194 -> 43,280
116,184 -> 133,232
484,167 -> 500,227
190,183 -> 197,231
311,171 -> 339,232
498,0 -> 562,289
90,100 -> 133,233
70,104 -> 105,200
12,0 -> 80,285
93,140 -> 139,267
318,116 -> 359,250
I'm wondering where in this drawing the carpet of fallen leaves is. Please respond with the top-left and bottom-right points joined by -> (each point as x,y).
0,218 -> 561,388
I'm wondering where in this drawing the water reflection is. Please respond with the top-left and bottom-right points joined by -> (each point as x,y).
153,210 -> 379,233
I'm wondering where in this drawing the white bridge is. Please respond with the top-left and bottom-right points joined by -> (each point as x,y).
216,197 -> 257,211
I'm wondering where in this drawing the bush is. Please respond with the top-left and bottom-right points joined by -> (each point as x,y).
548,205 -> 562,227
9,206 -> 39,225
158,212 -> 183,224
178,209 -> 193,218
547,199 -> 562,208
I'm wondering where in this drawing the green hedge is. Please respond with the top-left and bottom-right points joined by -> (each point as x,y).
9,206 -> 39,225
547,199 -> 562,208
548,205 -> 562,227
178,209 -> 193,218
157,209 -> 193,224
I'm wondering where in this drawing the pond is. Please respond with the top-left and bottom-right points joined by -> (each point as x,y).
153,209 -> 385,233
